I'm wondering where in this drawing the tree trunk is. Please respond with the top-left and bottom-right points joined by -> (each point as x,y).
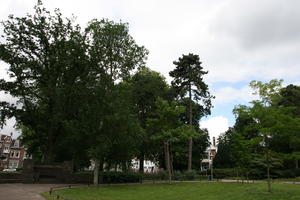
44,142 -> 55,164
295,158 -> 299,169
99,159 -> 103,184
188,85 -> 193,171
164,140 -> 172,184
170,144 -> 174,176
93,159 -> 100,185
139,154 -> 144,173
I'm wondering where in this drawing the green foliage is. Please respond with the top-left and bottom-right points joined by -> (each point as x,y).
101,171 -> 142,183
250,79 -> 283,105
212,168 -> 237,179
182,170 -> 198,180
142,171 -> 169,180
216,79 -> 300,185
127,67 -> 170,171
169,53 -> 213,170
274,168 -> 300,178
213,128 -> 238,168
0,2 -> 148,166
73,171 -> 142,183
0,3 -> 91,162
169,53 -> 214,108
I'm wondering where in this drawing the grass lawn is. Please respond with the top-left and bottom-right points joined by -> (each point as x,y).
43,182 -> 300,200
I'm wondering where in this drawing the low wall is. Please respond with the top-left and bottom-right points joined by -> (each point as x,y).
22,160 -> 74,183
0,172 -> 23,183
0,161 -> 141,184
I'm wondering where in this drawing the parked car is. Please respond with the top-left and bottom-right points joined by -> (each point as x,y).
3,168 -> 16,172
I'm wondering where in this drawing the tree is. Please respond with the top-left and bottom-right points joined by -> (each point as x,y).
147,98 -> 195,183
0,2 -> 90,163
83,19 -> 148,184
0,3 -> 148,186
214,128 -> 237,169
278,84 -> 300,117
252,151 -> 282,193
232,80 -> 300,192
128,67 -> 169,173
169,53 -> 213,171
251,81 -> 300,169
249,79 -> 283,105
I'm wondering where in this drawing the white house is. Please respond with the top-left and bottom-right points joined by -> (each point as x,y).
201,137 -> 218,171
131,158 -> 159,173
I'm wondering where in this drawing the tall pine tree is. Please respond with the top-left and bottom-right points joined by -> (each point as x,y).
169,53 -> 213,171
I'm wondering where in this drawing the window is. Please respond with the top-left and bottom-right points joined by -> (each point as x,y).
11,151 -> 14,157
14,140 -> 19,148
9,160 -> 19,168
3,156 -> 7,161
15,152 -> 19,158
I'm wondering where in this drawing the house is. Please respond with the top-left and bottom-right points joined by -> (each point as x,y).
87,159 -> 160,173
0,133 -> 28,170
131,159 -> 159,173
201,137 -> 217,171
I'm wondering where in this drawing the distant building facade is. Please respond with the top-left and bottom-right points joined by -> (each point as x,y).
87,159 -> 159,173
131,159 -> 159,173
201,137 -> 217,171
0,133 -> 29,170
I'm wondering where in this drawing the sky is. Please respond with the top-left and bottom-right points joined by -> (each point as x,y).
1,0 -> 300,141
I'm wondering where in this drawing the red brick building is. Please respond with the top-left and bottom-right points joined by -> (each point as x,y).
0,134 -> 28,170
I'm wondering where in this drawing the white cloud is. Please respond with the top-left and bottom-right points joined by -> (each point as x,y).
1,0 -> 300,85
213,85 -> 258,105
0,117 -> 20,139
200,116 -> 229,142
211,0 -> 300,49
1,0 -> 300,136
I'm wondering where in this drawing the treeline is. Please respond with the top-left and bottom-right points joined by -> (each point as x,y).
0,2 -> 213,184
214,80 -> 300,191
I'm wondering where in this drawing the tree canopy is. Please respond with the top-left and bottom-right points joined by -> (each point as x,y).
169,53 -> 213,171
0,2 -> 211,183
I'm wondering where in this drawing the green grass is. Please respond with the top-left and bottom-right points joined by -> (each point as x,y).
43,182 -> 300,200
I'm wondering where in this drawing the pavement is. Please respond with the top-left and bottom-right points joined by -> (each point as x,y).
0,184 -> 67,200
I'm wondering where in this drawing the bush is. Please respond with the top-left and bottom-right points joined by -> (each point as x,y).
101,171 -> 142,183
211,168 -> 300,180
183,170 -> 198,180
247,168 -> 265,180
172,171 -> 183,180
213,168 -> 236,179
274,168 -> 300,178
73,171 -> 142,184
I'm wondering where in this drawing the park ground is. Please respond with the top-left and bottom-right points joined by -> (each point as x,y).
0,184 -> 67,200
43,181 -> 300,200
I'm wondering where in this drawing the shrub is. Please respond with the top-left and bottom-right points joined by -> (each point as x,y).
213,168 -> 236,179
101,171 -> 142,183
183,170 -> 198,180
274,168 -> 300,178
172,171 -> 183,180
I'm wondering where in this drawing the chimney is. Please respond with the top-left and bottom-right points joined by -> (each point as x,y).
213,137 -> 216,147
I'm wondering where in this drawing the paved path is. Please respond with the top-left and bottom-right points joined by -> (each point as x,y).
0,184 -> 67,200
